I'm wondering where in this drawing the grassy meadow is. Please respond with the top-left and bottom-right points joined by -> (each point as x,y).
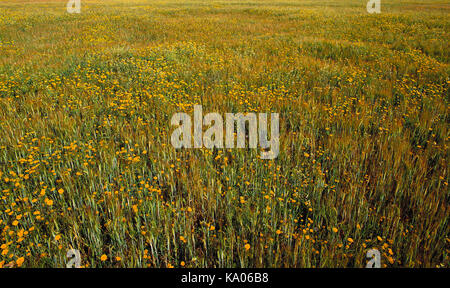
0,0 -> 449,268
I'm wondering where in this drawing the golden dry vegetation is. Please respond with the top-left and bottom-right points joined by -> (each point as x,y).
0,0 -> 449,267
